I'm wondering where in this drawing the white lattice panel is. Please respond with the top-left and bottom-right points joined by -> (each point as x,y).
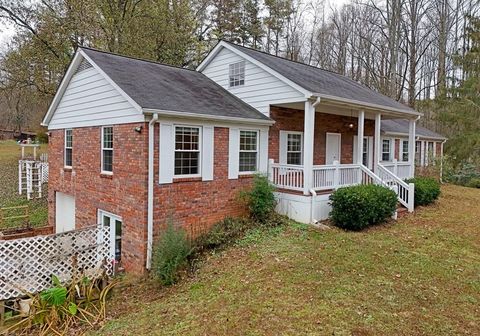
0,226 -> 112,300
40,162 -> 49,183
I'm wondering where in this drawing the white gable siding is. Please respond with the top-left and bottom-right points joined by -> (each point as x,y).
48,65 -> 144,130
201,47 -> 305,116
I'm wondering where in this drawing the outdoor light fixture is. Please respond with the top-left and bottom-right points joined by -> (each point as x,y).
134,126 -> 143,133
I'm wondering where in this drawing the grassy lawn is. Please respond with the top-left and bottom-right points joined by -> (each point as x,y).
93,184 -> 480,336
0,140 -> 48,229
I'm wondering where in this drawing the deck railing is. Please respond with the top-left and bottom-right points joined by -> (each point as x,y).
381,159 -> 412,180
269,163 -> 304,191
377,164 -> 414,212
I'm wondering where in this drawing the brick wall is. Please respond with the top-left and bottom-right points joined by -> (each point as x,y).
152,126 -> 251,239
48,123 -> 149,274
269,106 -> 375,164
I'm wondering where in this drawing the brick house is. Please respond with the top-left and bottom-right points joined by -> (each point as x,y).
42,42 -> 444,274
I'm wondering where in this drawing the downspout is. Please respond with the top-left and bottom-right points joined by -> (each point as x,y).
309,97 -> 321,225
440,139 -> 447,183
146,113 -> 158,270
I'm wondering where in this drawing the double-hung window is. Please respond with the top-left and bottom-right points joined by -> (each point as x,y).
401,140 -> 409,162
102,126 -> 113,173
174,126 -> 201,176
64,129 -> 73,168
229,61 -> 245,87
382,139 -> 391,161
287,133 -> 303,165
239,130 -> 258,173
415,141 -> 421,164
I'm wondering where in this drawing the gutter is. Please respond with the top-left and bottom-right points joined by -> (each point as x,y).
146,113 -> 158,270
143,108 -> 275,126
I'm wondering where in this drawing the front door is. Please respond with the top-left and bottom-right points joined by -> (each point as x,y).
326,133 -> 341,164
98,210 -> 122,264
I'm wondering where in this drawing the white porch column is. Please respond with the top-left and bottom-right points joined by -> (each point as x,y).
408,118 -> 416,177
357,110 -> 365,165
374,113 -> 381,173
303,100 -> 315,195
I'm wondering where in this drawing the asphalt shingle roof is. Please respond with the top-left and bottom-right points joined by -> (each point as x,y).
225,42 -> 415,114
81,48 -> 271,122
382,119 -> 446,139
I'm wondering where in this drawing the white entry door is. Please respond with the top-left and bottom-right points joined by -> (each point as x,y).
55,192 -> 75,233
326,133 -> 341,164
98,210 -> 122,263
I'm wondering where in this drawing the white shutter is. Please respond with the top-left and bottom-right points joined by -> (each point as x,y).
279,131 -> 288,164
202,125 -> 214,181
353,136 -> 358,164
258,128 -> 269,173
159,123 -> 174,184
228,128 -> 239,179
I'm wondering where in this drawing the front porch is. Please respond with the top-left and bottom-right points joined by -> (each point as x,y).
266,100 -> 417,223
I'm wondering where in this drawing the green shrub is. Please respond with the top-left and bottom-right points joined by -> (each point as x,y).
152,221 -> 192,286
241,174 -> 276,223
405,177 -> 441,206
329,184 -> 397,231
466,178 -> 480,188
35,130 -> 49,144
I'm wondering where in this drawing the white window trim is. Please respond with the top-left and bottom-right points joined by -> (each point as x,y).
173,124 -> 202,178
238,129 -> 259,175
64,129 -> 73,168
381,138 -> 392,162
101,126 -> 114,175
285,131 -> 304,165
229,61 -> 245,88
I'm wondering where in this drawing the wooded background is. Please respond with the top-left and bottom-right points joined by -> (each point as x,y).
0,0 -> 479,167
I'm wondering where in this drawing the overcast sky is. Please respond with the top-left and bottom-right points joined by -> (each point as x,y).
0,0 -> 349,47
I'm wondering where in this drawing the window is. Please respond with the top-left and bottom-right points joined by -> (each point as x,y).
175,126 -> 200,176
287,133 -> 303,165
362,137 -> 369,166
382,139 -> 391,161
229,61 -> 245,87
415,141 -> 421,164
64,129 -> 73,167
102,126 -> 113,173
99,210 -> 122,264
402,140 -> 409,162
239,130 -> 258,173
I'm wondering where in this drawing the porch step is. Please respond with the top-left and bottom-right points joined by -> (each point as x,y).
396,206 -> 409,218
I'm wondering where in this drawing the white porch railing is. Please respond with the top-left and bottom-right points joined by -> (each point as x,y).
268,160 -> 415,213
381,159 -> 412,180
377,164 -> 414,212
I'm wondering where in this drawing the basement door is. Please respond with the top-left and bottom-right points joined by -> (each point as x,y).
55,192 -> 75,233
98,210 -> 122,263
326,133 -> 341,164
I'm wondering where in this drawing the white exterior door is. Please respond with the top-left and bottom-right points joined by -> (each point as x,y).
326,133 -> 341,164
98,210 -> 122,263
55,192 -> 75,233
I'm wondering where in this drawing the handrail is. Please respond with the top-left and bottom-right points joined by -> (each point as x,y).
378,164 -> 414,212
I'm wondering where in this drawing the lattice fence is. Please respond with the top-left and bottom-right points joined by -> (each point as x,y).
0,226 -> 112,300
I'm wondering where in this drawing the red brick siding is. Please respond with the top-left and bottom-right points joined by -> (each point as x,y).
48,123 -> 149,274
269,106 -> 375,164
152,126 -> 251,239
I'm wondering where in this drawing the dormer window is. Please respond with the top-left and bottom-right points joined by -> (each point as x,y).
229,61 -> 245,87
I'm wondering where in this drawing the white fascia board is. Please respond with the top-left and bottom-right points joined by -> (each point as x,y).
198,41 -> 311,98
313,93 -> 423,117
79,49 -> 142,113
383,131 -> 447,141
143,108 -> 275,126
41,51 -> 84,126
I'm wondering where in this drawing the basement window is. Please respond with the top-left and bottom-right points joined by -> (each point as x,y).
64,129 -> 73,168
102,126 -> 113,173
229,61 -> 245,87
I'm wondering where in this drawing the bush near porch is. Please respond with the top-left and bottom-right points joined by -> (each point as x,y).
329,184 -> 398,231
406,177 -> 441,206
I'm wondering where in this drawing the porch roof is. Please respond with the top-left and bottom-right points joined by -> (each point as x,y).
381,119 -> 447,140
224,41 -> 418,116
